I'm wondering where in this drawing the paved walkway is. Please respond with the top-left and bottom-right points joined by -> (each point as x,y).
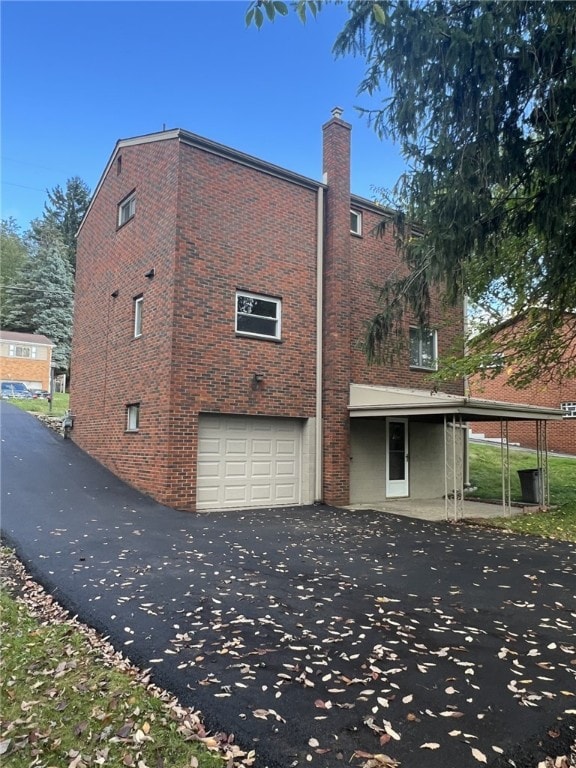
2,402 -> 575,768
348,497 -> 525,521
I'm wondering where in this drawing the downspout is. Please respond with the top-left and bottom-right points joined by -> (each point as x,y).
315,185 -> 324,502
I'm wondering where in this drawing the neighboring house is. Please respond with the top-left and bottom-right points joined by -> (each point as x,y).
0,330 -> 54,390
70,110 -> 562,512
470,313 -> 576,455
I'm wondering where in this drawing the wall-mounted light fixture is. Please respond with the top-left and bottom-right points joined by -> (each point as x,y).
252,372 -> 265,389
111,289 -> 119,298
144,268 -> 155,279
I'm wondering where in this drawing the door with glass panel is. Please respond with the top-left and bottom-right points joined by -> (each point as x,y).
386,418 -> 409,497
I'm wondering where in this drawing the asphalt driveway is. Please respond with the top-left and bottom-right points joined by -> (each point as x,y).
1,402 -> 575,768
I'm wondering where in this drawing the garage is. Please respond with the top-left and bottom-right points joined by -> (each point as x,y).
197,414 -> 302,510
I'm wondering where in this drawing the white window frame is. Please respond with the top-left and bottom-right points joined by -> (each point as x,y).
133,295 -> 143,338
350,209 -> 362,236
561,402 -> 576,418
126,403 -> 140,432
118,192 -> 136,226
409,327 -> 438,370
235,291 -> 281,341
9,344 -> 36,358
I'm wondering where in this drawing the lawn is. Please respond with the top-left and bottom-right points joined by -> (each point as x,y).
468,442 -> 576,541
5,391 -> 70,418
0,548 -> 254,768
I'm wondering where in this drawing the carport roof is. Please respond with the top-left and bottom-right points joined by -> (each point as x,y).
349,384 -> 564,422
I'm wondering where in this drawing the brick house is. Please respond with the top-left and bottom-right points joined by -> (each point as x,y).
0,330 -> 54,390
469,314 -> 576,456
70,110 -> 562,512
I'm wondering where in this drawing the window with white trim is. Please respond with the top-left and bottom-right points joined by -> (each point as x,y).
118,191 -> 136,226
9,345 -> 37,358
235,291 -> 281,340
126,403 -> 140,431
350,209 -> 362,235
133,295 -> 143,338
561,402 -> 576,418
409,327 -> 438,370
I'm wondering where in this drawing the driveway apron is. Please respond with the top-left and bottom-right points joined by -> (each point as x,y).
2,402 -> 575,768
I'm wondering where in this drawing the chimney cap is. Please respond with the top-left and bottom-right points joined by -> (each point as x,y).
331,106 -> 344,119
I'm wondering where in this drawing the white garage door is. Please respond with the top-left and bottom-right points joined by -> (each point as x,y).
197,415 -> 301,510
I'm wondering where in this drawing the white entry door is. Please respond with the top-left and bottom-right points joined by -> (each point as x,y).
386,418 -> 409,497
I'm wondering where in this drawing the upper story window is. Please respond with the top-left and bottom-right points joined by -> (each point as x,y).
561,402 -> 576,418
118,191 -> 136,227
350,209 -> 362,236
9,344 -> 36,358
236,291 -> 281,341
133,295 -> 143,338
409,327 -> 438,370
126,403 -> 140,432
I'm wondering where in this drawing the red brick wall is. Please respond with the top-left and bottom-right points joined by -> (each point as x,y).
322,115 -> 353,506
470,372 -> 576,455
164,141 -> 319,508
71,136 -> 319,509
71,137 -> 181,503
349,205 -> 464,394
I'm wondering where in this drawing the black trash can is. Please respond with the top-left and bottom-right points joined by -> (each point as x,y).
517,469 -> 542,504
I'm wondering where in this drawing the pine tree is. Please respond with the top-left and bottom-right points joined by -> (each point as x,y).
0,218 -> 30,328
247,0 -> 576,385
4,234 -> 74,371
32,176 -> 91,272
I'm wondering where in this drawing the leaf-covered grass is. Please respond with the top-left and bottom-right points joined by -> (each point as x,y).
6,391 -> 70,417
0,549 -> 249,767
469,443 -> 576,542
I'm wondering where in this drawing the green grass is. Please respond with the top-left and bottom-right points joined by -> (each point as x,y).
469,442 -> 576,541
5,392 -> 70,417
0,548 -> 249,767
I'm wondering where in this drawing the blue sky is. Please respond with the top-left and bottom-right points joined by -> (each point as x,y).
1,0 -> 406,231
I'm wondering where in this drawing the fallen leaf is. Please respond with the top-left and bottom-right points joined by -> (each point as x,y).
421,743 -> 440,749
471,747 -> 488,763
383,721 -> 401,740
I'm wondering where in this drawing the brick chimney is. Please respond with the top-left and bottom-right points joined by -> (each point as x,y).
322,108 -> 352,506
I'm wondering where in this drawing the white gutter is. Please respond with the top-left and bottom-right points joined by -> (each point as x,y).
315,186 -> 324,501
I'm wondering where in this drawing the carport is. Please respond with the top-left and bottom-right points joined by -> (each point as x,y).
349,385 -> 564,521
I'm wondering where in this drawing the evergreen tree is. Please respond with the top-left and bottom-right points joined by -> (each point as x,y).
0,218 -> 30,328
32,176 -> 91,271
248,1 -> 576,385
4,233 -> 73,372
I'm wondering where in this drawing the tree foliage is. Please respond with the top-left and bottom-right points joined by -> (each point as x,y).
4,233 -> 74,372
31,176 -> 91,272
247,0 -> 576,386
0,219 -> 30,328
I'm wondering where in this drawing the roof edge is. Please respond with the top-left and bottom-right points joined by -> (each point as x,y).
78,127 -> 324,236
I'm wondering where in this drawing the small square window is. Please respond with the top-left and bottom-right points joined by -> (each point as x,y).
133,295 -> 143,338
118,192 -> 136,226
561,402 -> 576,418
350,209 -> 362,236
409,327 -> 438,370
236,291 -> 281,340
126,403 -> 140,431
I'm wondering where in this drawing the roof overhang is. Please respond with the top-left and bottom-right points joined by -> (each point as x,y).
349,384 -> 564,422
